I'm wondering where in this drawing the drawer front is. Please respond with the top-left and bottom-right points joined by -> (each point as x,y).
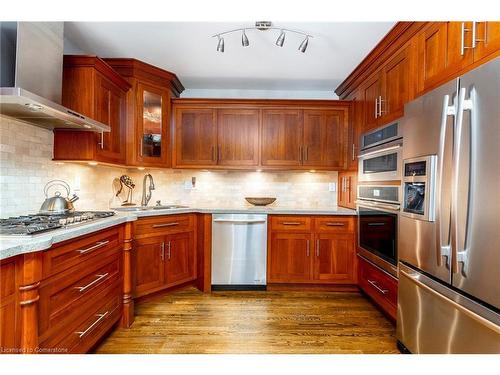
314,216 -> 355,233
358,256 -> 398,319
39,254 -> 121,339
42,226 -> 122,278
269,216 -> 311,232
134,214 -> 195,238
40,280 -> 122,352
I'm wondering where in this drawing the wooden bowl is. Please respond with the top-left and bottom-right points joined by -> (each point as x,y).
245,197 -> 276,206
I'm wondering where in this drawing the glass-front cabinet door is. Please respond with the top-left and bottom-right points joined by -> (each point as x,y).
136,83 -> 170,166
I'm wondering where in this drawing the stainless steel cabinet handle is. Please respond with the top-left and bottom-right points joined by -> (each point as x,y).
304,146 -> 308,161
213,219 -> 266,224
352,143 -> 355,161
152,222 -> 179,228
212,146 -> 216,161
161,242 -> 165,261
76,240 -> 109,254
460,22 -> 475,55
306,240 -> 310,257
316,239 -> 320,257
140,138 -> 143,157
299,146 -> 303,163
75,311 -> 109,338
367,279 -> 388,295
374,97 -> 378,118
473,21 -> 486,46
74,273 -> 109,292
378,95 -> 385,117
217,145 -> 221,162
98,132 -> 104,149
167,241 -> 171,260
282,221 -> 301,225
325,222 -> 345,227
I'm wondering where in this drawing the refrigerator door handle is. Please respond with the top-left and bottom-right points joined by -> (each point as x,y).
452,87 -> 474,277
435,94 -> 455,268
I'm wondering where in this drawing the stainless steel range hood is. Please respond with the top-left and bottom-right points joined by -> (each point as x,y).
0,22 -> 110,132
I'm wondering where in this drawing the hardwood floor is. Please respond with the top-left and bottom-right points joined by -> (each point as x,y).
94,287 -> 399,354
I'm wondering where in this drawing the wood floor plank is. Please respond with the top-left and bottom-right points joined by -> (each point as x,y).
94,287 -> 398,354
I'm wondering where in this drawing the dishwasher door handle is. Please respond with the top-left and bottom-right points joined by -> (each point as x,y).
213,219 -> 267,224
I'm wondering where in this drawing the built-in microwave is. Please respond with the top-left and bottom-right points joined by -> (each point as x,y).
358,122 -> 403,182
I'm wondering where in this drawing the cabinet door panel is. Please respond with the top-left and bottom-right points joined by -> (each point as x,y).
474,21 -> 500,61
314,233 -> 355,283
345,89 -> 362,171
261,109 -> 303,166
135,236 -> 165,297
362,75 -> 380,131
381,48 -> 410,121
446,22 -> 474,75
95,75 -> 126,163
175,108 -> 217,166
136,83 -> 170,166
268,232 -> 312,283
217,109 -> 260,166
418,23 -> 448,91
165,231 -> 195,286
303,110 -> 347,168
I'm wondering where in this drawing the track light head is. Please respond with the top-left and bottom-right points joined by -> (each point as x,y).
276,30 -> 285,47
216,36 -> 225,52
242,30 -> 249,47
298,36 -> 309,53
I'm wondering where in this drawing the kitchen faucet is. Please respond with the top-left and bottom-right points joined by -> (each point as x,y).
141,174 -> 155,207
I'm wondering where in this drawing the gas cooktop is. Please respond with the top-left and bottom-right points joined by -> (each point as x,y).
0,211 -> 115,236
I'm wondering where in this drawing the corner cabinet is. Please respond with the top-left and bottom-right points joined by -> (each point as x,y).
53,55 -> 131,164
133,214 -> 197,298
172,100 -> 350,171
104,58 -> 184,168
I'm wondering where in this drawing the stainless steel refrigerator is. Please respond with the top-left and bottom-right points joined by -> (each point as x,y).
397,57 -> 500,353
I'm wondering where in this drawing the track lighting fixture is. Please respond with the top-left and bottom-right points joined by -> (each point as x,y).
216,35 -> 224,53
298,36 -> 309,53
241,30 -> 249,47
276,30 -> 285,47
213,21 -> 313,53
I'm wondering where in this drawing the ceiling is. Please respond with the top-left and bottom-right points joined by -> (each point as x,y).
64,22 -> 395,92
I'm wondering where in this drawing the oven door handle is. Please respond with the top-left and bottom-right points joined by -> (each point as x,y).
356,200 -> 400,212
357,144 -> 401,159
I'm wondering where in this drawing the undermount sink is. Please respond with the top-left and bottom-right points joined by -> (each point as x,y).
113,205 -> 188,212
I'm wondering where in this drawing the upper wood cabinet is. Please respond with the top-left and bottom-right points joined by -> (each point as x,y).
344,88 -> 362,171
217,109 -> 260,167
474,22 -> 500,61
172,100 -> 351,171
338,171 -> 357,210
303,109 -> 347,168
54,55 -> 131,164
173,107 -> 218,167
362,73 -> 381,131
104,58 -> 184,168
261,109 -> 303,167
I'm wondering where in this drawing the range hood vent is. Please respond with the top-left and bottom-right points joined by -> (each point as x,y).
0,22 -> 110,132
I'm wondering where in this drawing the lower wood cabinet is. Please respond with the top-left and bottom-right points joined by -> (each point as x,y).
267,215 -> 356,285
0,257 -> 19,352
134,215 -> 196,298
358,255 -> 398,321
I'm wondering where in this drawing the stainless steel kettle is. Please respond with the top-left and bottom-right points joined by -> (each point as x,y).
39,180 -> 79,215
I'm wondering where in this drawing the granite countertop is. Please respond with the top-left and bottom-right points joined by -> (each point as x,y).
0,205 -> 356,260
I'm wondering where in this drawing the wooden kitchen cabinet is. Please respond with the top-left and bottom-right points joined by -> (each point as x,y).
216,109 -> 260,166
344,88 -> 362,171
268,232 -> 313,283
164,231 -> 196,287
134,236 -> 165,297
314,233 -> 355,283
261,109 -> 303,167
362,73 -> 381,131
474,22 -> 500,61
133,215 -> 197,297
173,107 -> 218,167
54,55 -> 131,164
0,257 -> 20,352
267,215 -> 356,285
338,171 -> 357,210
303,109 -> 347,168
104,58 -> 183,168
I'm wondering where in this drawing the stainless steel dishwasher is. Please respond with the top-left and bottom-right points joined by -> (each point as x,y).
211,213 -> 267,290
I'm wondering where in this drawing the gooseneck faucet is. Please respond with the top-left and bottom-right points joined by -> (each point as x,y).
141,174 -> 155,207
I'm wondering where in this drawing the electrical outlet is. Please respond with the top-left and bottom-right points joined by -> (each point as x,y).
183,180 -> 192,190
73,176 -> 81,192
328,182 -> 336,192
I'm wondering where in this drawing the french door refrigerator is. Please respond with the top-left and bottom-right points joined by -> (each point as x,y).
397,57 -> 500,353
